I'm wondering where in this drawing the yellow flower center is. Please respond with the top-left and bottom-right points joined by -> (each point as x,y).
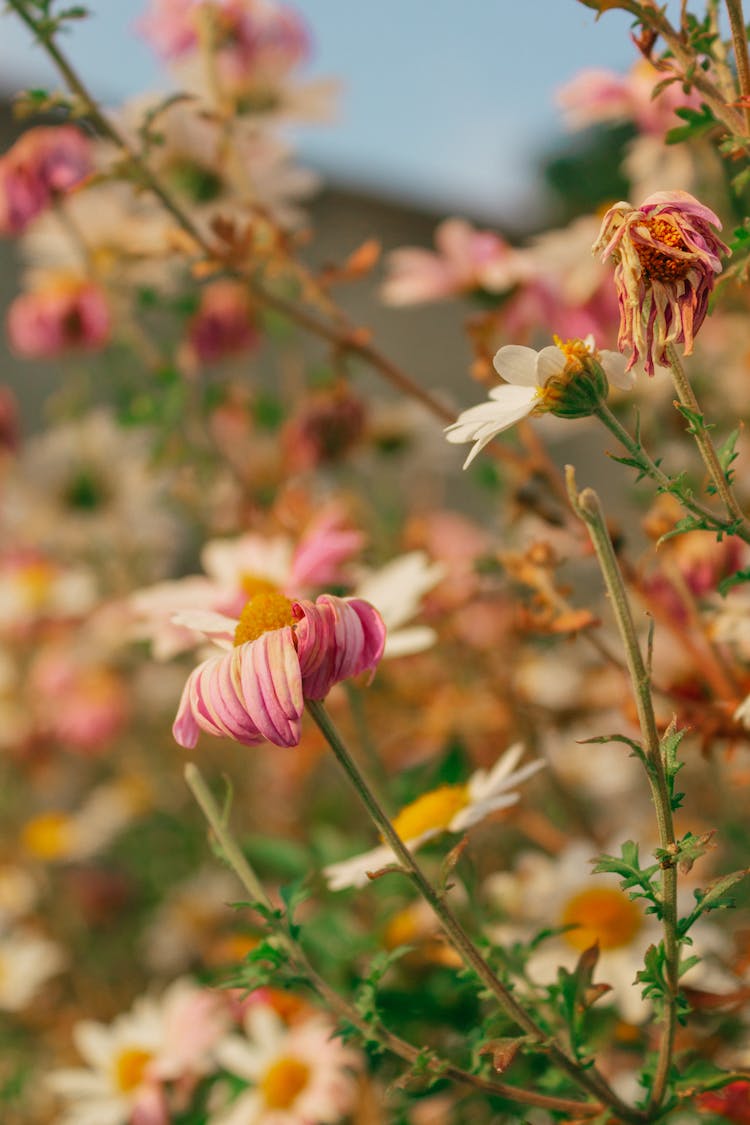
636,217 -> 691,282
260,1056 -> 311,1110
233,592 -> 295,647
561,886 -> 642,952
113,1047 -> 153,1093
390,784 -> 470,843
239,573 -> 280,599
21,812 -> 73,860
552,334 -> 589,372
18,561 -> 55,609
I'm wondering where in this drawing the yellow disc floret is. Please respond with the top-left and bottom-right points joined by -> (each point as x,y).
261,1057 -> 311,1109
233,592 -> 296,647
114,1048 -> 153,1093
390,784 -> 470,843
21,812 -> 73,861
561,886 -> 642,952
552,334 -> 591,372
239,573 -> 280,599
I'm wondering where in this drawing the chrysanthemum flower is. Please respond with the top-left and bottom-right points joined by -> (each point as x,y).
445,335 -> 630,468
594,190 -> 728,375
7,274 -> 111,358
215,1004 -> 361,1125
0,125 -> 92,236
172,592 -> 385,749
323,743 -> 543,890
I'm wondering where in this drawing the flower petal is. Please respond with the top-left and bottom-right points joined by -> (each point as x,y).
238,627 -> 304,746
493,345 -> 540,386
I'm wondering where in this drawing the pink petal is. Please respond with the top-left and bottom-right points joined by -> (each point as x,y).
238,627 -> 304,746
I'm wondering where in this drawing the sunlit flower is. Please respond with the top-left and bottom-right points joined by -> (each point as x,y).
381,217 -> 529,305
594,190 -> 728,375
354,551 -> 445,657
49,978 -> 228,1125
0,125 -> 92,235
214,1004 -> 361,1125
445,336 -> 630,467
7,273 -> 111,358
172,591 -> 385,748
0,928 -> 65,1011
324,743 -> 543,890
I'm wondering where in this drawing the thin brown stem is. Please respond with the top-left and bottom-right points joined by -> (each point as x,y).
726,0 -> 750,133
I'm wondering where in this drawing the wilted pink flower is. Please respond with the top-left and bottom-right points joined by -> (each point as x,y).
594,190 -> 728,375
172,591 -> 385,748
0,125 -> 92,235
186,280 -> 259,364
558,61 -> 703,136
7,276 -> 111,358
381,217 -> 530,305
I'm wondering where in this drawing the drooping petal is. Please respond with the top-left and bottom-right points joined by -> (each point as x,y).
237,626 -> 304,746
600,349 -> 634,390
445,385 -> 538,468
296,595 -> 385,700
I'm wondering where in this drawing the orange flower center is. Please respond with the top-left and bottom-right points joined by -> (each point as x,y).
21,812 -> 73,860
113,1047 -> 153,1093
260,1056 -> 311,1109
233,592 -> 295,646
561,886 -> 642,951
636,217 -> 691,282
390,784 -> 469,843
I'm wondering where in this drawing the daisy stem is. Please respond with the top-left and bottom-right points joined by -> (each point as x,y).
726,0 -> 750,135
593,400 -> 750,543
666,344 -> 749,531
307,699 -> 645,1123
565,469 -> 679,1114
184,762 -> 607,1119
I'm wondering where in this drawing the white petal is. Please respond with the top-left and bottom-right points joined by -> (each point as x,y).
492,345 -> 540,386
383,625 -> 439,658
537,346 -> 567,382
600,349 -> 635,390
323,845 -> 396,890
451,791 -> 520,831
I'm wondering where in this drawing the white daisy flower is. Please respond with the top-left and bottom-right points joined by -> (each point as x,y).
445,336 -> 632,468
214,1005 -> 361,1125
354,550 -> 446,657
324,743 -> 543,890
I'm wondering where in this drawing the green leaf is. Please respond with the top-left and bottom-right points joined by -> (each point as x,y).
665,104 -> 716,145
675,1059 -> 750,1095
718,567 -> 750,596
592,841 -> 660,907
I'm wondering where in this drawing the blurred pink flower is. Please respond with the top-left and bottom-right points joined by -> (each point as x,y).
139,0 -> 310,85
130,512 -> 365,659
381,217 -> 530,305
594,190 -> 728,375
172,591 -> 385,748
0,125 -> 92,235
7,276 -> 111,358
186,280 -> 259,364
558,61 -> 703,136
30,649 -> 129,755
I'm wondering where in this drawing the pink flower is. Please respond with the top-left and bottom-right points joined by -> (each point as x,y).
0,125 -> 92,235
30,649 -> 129,754
186,280 -> 259,364
172,592 -> 385,748
7,276 -> 111,358
139,0 -> 310,88
594,190 -> 728,375
381,217 -> 529,305
558,62 -> 703,136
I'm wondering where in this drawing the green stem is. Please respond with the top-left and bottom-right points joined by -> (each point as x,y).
666,344 -> 748,530
307,699 -> 643,1123
184,763 -> 604,1119
726,0 -> 750,134
565,469 -> 679,1113
593,401 -> 750,543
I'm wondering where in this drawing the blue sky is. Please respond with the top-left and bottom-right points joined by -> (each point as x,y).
0,1 -> 645,223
